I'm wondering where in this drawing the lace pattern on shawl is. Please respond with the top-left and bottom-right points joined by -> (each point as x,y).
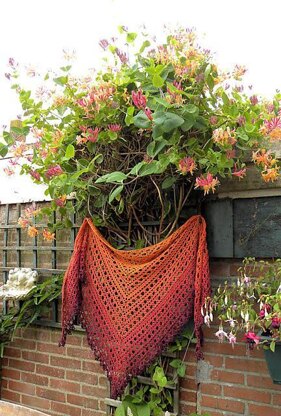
59,215 -> 210,399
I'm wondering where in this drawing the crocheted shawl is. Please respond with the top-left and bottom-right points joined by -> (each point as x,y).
59,215 -> 210,398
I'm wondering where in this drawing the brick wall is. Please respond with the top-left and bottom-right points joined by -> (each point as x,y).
1,204 -> 281,415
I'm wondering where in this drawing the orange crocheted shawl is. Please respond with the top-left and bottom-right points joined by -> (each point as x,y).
60,215 -> 210,398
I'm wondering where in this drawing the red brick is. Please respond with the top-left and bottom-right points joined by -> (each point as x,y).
22,350 -> 49,364
1,368 -> 21,380
81,384 -> 108,398
224,386 -> 271,403
210,261 -> 230,277
225,357 -> 268,373
21,372 -> 49,386
4,347 -> 21,358
37,341 -> 64,355
180,389 -> 197,403
66,370 -> 99,385
67,393 -> 99,408
248,403 -> 281,416
212,369 -> 245,384
51,401 -> 82,416
200,382 -> 222,395
247,374 -> 281,391
201,396 -> 245,414
50,379 -> 80,393
203,341 -> 247,356
51,355 -> 82,370
9,380 -> 36,395
82,360 -> 103,373
98,376 -> 108,389
36,363 -> 65,378
36,386 -> 66,403
180,377 -> 198,391
203,353 -> 224,367
272,393 -> 281,406
10,338 -> 36,350
67,346 -> 96,360
8,358 -> 35,372
21,394 -> 51,411
179,403 -> 197,415
1,388 -> 21,403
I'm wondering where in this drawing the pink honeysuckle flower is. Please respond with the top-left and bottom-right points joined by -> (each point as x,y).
144,107 -> 153,120
132,90 -> 147,109
4,167 -> 15,176
264,116 -> 281,132
237,115 -> 246,126
87,127 -> 99,142
108,124 -> 122,132
99,39 -> 109,50
45,165 -> 63,179
232,165 -> 247,179
54,195 -> 67,207
116,48 -> 128,64
215,326 -> 228,343
210,116 -> 218,125
30,170 -> 40,181
250,95 -> 258,105
179,157 -> 197,175
195,173 -> 220,195
77,98 -> 88,108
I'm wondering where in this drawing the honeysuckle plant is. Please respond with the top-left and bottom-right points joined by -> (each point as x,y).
202,258 -> 281,352
1,27 -> 281,246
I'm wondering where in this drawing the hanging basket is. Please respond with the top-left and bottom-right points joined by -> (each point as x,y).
260,334 -> 281,385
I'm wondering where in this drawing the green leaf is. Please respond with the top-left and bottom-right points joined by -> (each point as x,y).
133,111 -> 152,129
154,111 -> 184,133
177,363 -> 186,377
139,40 -> 150,53
204,63 -> 212,79
184,104 -> 199,114
162,176 -> 176,189
126,32 -> 137,43
96,171 -> 127,183
270,340 -> 276,352
137,404 -> 150,416
0,143 -> 8,157
65,144 -> 75,159
152,74 -> 164,88
109,185 -> 123,203
181,117 -> 195,132
53,76 -> 68,86
146,139 -> 167,158
115,404 -> 126,416
139,161 -> 160,176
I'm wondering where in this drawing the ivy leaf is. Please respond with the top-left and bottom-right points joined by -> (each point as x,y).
109,185 -> 124,203
65,144 -> 75,159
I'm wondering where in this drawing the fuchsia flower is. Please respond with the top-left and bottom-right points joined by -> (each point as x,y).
259,303 -> 271,319
215,327 -> 228,342
228,332 -> 237,348
45,165 -> 63,179
271,316 -> 281,329
195,173 -> 220,195
108,124 -> 122,132
178,157 -> 197,175
132,90 -> 147,109
243,331 -> 260,347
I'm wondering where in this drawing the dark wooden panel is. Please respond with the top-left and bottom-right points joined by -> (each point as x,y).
204,199 -> 234,258
234,196 -> 281,258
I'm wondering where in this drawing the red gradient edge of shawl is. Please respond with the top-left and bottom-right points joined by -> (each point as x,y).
59,215 -> 210,398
